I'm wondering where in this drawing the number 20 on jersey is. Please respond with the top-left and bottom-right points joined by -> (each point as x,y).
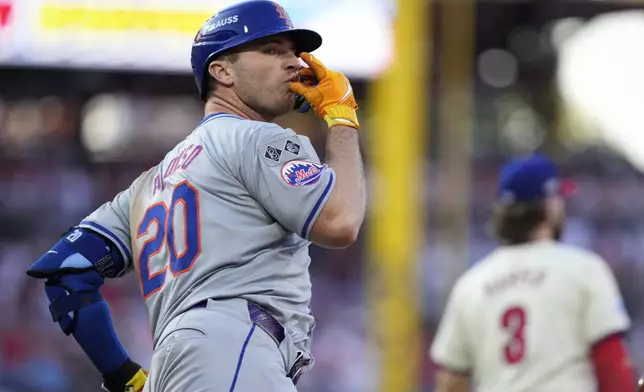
137,181 -> 201,299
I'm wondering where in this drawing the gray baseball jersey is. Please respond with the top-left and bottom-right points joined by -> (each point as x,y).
79,112 -> 335,357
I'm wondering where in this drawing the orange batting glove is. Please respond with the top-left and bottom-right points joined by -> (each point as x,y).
290,53 -> 360,130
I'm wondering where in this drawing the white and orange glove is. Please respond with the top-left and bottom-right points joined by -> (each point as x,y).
290,52 -> 360,130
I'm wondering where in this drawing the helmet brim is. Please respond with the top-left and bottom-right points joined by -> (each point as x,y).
281,28 -> 323,55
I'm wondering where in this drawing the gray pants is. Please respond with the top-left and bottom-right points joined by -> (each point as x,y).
143,298 -> 303,392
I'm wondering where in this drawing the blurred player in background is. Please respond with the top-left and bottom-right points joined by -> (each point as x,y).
430,153 -> 637,392
24,1 -> 366,391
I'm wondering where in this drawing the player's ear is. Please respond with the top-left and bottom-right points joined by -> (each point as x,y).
208,60 -> 235,88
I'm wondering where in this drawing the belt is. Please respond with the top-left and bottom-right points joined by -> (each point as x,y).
190,299 -> 308,385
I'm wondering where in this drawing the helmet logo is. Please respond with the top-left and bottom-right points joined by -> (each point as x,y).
272,3 -> 293,27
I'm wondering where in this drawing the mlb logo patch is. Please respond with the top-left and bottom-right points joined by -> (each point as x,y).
281,160 -> 325,187
284,140 -> 300,155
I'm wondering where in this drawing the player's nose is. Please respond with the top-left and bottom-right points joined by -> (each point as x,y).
284,52 -> 300,71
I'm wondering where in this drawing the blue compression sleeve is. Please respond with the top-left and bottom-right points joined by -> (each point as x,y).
27,227 -> 133,376
55,271 -> 129,375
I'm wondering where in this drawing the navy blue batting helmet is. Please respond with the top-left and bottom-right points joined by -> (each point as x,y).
191,0 -> 322,101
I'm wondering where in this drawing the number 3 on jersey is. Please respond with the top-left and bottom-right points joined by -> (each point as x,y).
501,306 -> 527,364
137,181 -> 201,299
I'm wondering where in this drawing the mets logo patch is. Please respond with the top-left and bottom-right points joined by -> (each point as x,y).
281,160 -> 325,187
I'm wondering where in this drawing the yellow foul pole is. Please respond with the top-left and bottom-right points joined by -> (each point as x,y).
368,0 -> 429,390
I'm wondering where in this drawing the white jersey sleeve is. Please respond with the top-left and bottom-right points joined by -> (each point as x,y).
239,123 -> 336,239
78,186 -> 133,271
582,255 -> 630,345
430,278 -> 472,373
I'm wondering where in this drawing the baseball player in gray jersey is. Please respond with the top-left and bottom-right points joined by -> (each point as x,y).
25,1 -> 366,391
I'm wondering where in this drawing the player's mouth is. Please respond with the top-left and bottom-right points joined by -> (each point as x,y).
285,80 -> 296,94
285,74 -> 299,101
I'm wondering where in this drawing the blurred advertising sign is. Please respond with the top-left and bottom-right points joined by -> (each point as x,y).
0,2 -> 11,28
0,0 -> 392,78
0,0 -> 15,62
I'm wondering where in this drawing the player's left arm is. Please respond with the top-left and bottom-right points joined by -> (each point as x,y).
238,124 -> 344,245
25,188 -> 147,392
591,334 -> 637,392
582,255 -> 637,392
430,278 -> 473,391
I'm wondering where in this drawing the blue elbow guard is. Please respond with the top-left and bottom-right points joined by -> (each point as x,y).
27,227 -> 126,279
44,270 -> 104,335
26,227 -> 127,335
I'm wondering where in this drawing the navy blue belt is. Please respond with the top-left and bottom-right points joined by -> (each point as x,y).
190,300 -> 307,385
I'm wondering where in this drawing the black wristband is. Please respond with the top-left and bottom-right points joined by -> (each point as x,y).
102,358 -> 141,392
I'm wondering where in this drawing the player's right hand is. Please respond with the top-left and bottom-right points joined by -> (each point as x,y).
290,52 -> 360,130
102,367 -> 148,392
